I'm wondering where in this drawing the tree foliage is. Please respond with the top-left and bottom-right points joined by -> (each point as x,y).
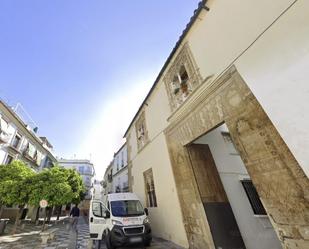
0,162 -> 86,208
28,165 -> 86,207
0,160 -> 35,207
65,168 -> 86,204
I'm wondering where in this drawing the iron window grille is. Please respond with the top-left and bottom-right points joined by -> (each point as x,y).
241,180 -> 267,215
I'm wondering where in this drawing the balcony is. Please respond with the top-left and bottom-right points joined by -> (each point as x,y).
0,130 -> 10,144
22,147 -> 38,165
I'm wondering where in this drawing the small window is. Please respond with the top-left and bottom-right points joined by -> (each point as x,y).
79,166 -> 84,174
241,180 -> 267,215
4,154 -> 14,165
179,65 -> 189,83
12,133 -> 22,149
144,168 -> 157,207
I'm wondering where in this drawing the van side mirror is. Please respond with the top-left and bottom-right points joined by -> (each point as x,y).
104,210 -> 110,219
144,208 -> 149,216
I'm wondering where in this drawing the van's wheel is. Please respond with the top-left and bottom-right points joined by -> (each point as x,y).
105,231 -> 115,249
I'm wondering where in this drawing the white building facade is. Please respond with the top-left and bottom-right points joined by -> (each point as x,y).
124,1 -> 309,248
0,100 -> 56,169
112,143 -> 128,193
58,159 -> 95,200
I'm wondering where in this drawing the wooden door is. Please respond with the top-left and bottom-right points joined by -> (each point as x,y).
187,143 -> 227,203
187,143 -> 246,249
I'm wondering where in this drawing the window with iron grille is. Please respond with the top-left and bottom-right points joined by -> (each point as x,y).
241,180 -> 266,215
143,168 -> 157,207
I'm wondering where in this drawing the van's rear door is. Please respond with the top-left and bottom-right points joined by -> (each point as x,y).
89,200 -> 108,240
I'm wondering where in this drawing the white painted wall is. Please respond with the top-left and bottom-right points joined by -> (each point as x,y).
187,0 -> 309,176
112,168 -> 128,193
112,144 -> 128,193
112,144 -> 127,175
194,124 -> 282,249
130,133 -> 188,248
0,110 -> 50,168
128,79 -> 171,161
126,78 -> 188,247
58,160 -> 95,199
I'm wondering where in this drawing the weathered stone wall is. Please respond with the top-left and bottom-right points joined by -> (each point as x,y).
165,66 -> 309,249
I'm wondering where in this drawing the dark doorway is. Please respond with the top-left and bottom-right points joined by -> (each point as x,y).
187,144 -> 246,249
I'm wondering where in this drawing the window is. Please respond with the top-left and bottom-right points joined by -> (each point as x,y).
121,151 -> 124,167
135,111 -> 149,151
25,142 -> 36,158
12,133 -> 21,149
4,154 -> 14,165
163,44 -> 202,111
143,168 -> 157,207
92,202 -> 108,217
241,180 -> 267,215
110,200 -> 144,217
79,166 -> 84,174
170,65 -> 190,97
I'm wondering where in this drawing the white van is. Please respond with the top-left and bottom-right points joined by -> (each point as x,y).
89,192 -> 152,249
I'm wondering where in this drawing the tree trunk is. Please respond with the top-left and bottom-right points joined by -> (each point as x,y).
41,208 -> 47,231
47,206 -> 53,224
35,207 -> 40,223
56,206 -> 62,220
0,205 -> 4,219
10,206 -> 23,235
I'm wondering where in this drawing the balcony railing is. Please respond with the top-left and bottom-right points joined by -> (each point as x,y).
22,147 -> 38,165
0,130 -> 10,144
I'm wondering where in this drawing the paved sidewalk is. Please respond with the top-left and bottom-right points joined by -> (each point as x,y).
0,217 -> 76,249
76,216 -> 91,249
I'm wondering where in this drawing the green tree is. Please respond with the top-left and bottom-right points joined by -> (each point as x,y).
55,167 -> 86,219
28,166 -> 86,224
0,161 -> 35,233
29,166 -> 73,207
65,168 -> 86,204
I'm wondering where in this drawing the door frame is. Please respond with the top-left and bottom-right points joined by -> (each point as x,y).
164,66 -> 309,249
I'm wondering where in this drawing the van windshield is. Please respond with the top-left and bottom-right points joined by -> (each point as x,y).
110,200 -> 144,217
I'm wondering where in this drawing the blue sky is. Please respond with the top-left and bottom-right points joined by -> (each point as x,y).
0,0 -> 200,177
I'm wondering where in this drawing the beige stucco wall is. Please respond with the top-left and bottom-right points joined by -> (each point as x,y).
187,0 -> 309,177
131,133 -> 188,247
127,80 -> 188,247
127,0 -> 309,247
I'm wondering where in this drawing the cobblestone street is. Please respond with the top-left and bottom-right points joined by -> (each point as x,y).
0,217 -> 77,249
0,216 -> 184,249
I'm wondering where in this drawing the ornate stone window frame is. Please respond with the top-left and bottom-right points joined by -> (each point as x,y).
135,111 -> 149,151
163,43 -> 202,112
143,168 -> 157,207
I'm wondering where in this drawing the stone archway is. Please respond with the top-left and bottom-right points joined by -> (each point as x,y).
165,66 -> 309,249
